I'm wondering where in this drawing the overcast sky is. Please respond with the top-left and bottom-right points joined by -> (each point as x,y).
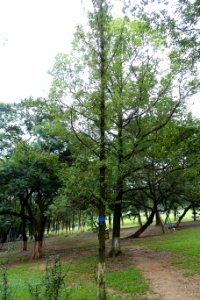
0,0 -> 85,103
0,0 -> 199,117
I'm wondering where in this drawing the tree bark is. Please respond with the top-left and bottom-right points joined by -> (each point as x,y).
176,204 -> 192,228
192,204 -> 197,221
156,212 -> 166,233
173,208 -> 178,221
155,211 -> 161,226
126,209 -> 155,239
32,220 -> 45,259
144,208 -> 149,221
109,202 -> 122,257
21,207 -> 28,251
110,107 -> 124,257
97,0 -> 107,298
137,212 -> 143,227
108,214 -> 112,228
32,240 -> 43,259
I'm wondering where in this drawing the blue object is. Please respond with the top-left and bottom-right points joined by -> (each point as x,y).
98,216 -> 106,223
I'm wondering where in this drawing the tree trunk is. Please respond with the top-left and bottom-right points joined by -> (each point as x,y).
173,208 -> 177,221
32,240 -> 43,259
144,208 -> 149,221
157,212 -> 166,233
23,240 -> 28,251
192,205 -> 197,221
20,199 -> 28,251
120,213 -> 124,225
78,210 -> 81,231
110,107 -> 124,257
155,211 -> 161,226
97,0 -> 107,297
98,213 -> 106,300
127,209 -> 155,239
137,212 -> 143,227
109,202 -> 122,257
22,214 -> 28,251
164,211 -> 170,224
176,204 -> 192,228
46,219 -> 51,235
32,220 -> 45,259
108,214 -> 112,228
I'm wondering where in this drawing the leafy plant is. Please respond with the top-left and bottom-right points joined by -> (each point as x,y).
28,256 -> 71,300
0,264 -> 12,300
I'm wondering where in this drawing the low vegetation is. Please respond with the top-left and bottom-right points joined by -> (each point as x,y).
1,222 -> 200,299
0,230 -> 149,300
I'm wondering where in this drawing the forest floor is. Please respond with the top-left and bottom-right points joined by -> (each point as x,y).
1,221 -> 200,299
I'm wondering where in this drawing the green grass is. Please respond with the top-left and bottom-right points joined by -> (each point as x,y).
0,264 -> 43,299
0,254 -> 148,299
136,227 -> 200,274
107,267 -> 148,295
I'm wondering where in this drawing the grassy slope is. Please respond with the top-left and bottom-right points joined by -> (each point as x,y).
133,226 -> 200,274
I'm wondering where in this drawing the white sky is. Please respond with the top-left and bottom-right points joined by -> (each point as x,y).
0,0 -> 85,103
0,0 -> 199,117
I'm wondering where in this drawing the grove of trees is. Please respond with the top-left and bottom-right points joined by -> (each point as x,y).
0,1 -> 200,299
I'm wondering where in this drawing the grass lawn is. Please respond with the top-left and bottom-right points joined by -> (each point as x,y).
0,256 -> 148,299
0,233 -> 148,300
134,226 -> 200,275
0,211 -> 197,299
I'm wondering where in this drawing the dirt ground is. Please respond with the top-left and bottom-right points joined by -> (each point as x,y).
118,223 -> 200,300
1,222 -> 200,300
123,246 -> 200,300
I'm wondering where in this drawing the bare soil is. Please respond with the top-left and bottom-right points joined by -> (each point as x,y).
125,247 -> 200,300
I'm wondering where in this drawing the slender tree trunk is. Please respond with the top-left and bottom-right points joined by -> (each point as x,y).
46,219 -> 51,235
21,209 -> 28,251
176,204 -> 193,228
144,208 -> 149,221
127,209 -> 155,239
97,0 -> 107,297
22,222 -> 28,251
137,212 -> 143,227
155,211 -> 161,226
20,198 -> 28,251
78,210 -> 81,231
120,213 -> 124,225
98,205 -> 106,300
109,200 -> 122,257
173,209 -> 177,221
110,109 -> 124,257
156,212 -> 166,233
164,211 -> 170,224
108,214 -> 112,228
192,205 -> 197,221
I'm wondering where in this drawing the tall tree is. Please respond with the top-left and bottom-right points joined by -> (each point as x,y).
49,1 -> 114,298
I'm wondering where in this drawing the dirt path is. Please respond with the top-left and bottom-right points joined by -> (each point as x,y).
128,247 -> 200,300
